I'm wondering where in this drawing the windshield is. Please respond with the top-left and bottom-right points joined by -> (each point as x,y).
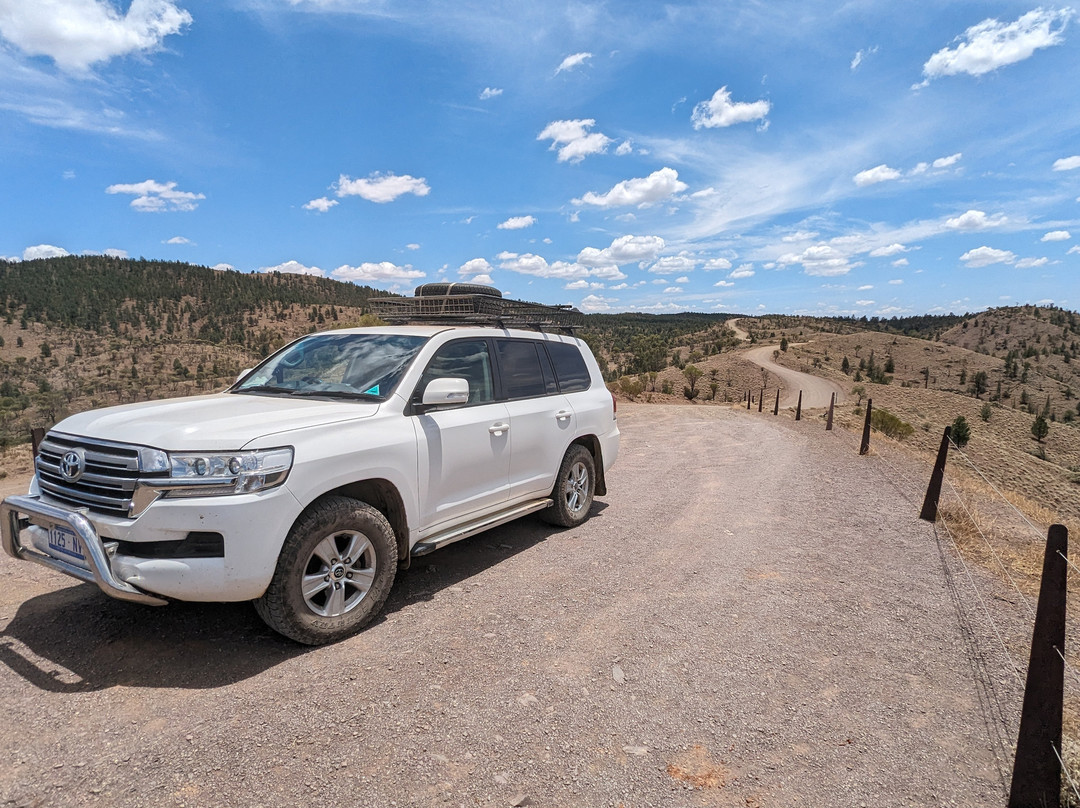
233,333 -> 429,400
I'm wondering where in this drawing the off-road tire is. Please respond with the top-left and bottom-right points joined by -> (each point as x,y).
413,282 -> 502,298
254,496 -> 397,645
542,444 -> 596,528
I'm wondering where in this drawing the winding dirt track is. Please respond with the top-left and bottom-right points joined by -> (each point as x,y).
744,344 -> 848,409
0,405 -> 1020,806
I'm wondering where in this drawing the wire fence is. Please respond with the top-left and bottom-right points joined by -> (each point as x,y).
743,388 -> 1079,805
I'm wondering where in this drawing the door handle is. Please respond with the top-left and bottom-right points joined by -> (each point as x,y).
489,422 -> 510,436
555,410 -> 572,420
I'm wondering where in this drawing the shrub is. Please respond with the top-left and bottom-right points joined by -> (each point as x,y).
870,408 -> 915,440
950,415 -> 971,448
979,403 -> 992,422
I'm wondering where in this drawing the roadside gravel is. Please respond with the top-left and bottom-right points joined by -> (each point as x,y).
0,404 -> 1024,807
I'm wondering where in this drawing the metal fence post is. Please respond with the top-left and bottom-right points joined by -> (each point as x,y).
826,392 -> 835,430
919,426 -> 951,522
1008,524 -> 1068,808
859,399 -> 872,455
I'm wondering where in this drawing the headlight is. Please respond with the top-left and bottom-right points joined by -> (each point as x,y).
159,447 -> 294,497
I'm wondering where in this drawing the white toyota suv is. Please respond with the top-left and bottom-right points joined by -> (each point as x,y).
1,293 -> 619,644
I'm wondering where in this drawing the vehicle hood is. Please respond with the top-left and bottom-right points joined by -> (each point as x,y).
51,393 -> 381,451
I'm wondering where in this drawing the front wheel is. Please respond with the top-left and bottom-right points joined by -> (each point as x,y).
542,444 -> 596,527
255,496 -> 397,645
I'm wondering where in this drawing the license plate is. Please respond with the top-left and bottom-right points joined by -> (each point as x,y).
47,525 -> 86,562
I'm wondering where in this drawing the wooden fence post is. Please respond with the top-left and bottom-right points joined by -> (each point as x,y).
758,388 -> 764,412
795,391 -> 802,421
773,388 -> 780,416
1008,524 -> 1068,807
746,390 -> 751,410
826,392 -> 835,430
859,399 -> 872,455
919,426 -> 952,522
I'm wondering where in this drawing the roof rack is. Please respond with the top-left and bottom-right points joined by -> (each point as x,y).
370,291 -> 584,332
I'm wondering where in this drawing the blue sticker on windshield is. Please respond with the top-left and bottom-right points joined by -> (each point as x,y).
364,385 -> 380,395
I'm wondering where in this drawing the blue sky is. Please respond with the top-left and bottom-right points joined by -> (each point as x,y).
1,1 -> 1078,317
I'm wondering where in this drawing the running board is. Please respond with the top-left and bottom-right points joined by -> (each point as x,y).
411,498 -> 553,557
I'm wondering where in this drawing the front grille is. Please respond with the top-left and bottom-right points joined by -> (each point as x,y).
36,434 -> 167,518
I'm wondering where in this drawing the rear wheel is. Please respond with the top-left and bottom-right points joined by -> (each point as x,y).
542,444 -> 595,527
255,496 -> 397,645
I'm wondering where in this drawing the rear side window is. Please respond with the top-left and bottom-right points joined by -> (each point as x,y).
495,339 -> 547,399
546,341 -> 592,393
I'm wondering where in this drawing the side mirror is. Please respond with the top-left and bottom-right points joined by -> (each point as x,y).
418,377 -> 469,412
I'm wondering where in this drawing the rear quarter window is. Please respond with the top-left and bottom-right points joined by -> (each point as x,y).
546,341 -> 592,393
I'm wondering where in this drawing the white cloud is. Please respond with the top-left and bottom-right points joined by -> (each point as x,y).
888,279 -> 904,285
945,209 -> 1008,230
577,234 -> 665,267
778,244 -> 857,276
870,243 -> 908,257
919,8 -> 1073,83
615,140 -> 633,156
572,167 -> 688,208
23,244 -> 69,260
106,179 -> 205,212
663,287 -> 682,294
691,86 -> 770,129
1054,156 -> 1080,171
259,260 -> 325,277
406,243 -> 420,251
498,252 -> 587,280
855,300 -> 875,306
960,246 -> 1016,267
304,197 -> 338,213
537,119 -> 612,163
850,46 -> 878,70
933,152 -> 963,168
1016,256 -> 1049,268
211,263 -> 233,272
782,230 -> 819,242
910,162 -> 929,176
0,0 -> 192,72
497,215 -> 536,230
468,273 -> 494,285
858,285 -> 874,290
331,262 -> 425,283
1043,230 -> 1072,241
164,235 -> 191,245
555,52 -> 592,74
704,257 -> 732,270
579,294 -> 615,312
648,252 -> 696,275
854,164 -> 901,187
459,257 -> 494,277
892,258 -> 909,267
1069,245 -> 1080,255
729,266 -> 755,279
479,87 -> 503,100
335,172 -> 430,203
103,247 -> 127,258
713,280 -> 734,287
564,279 -> 591,290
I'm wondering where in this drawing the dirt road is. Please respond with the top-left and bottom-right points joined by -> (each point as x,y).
0,405 -> 1020,806
744,344 -> 848,409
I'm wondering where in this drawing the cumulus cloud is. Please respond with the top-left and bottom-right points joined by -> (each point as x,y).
777,244 -> 857,276
870,243 -> 908,257
960,246 -> 1016,267
106,179 -> 205,212
1016,256 -> 1049,268
537,119 -> 612,163
0,0 -> 192,72
713,280 -> 734,287
497,215 -> 536,230
933,153 -> 963,168
304,197 -> 338,213
615,140 -> 633,156
259,260 -> 325,277
458,258 -> 494,277
854,164 -> 902,187
211,263 -> 234,272
691,86 -> 770,129
572,167 -> 687,208
855,299 -> 875,306
164,235 -> 191,245
888,279 -> 904,285
555,52 -> 592,74
648,252 -> 696,275
479,87 -> 503,100
335,172 -> 430,203
1054,155 -> 1080,171
577,234 -> 666,268
497,251 -> 624,282
945,209 -> 1008,230
919,8 -> 1073,84
331,262 -> 425,283
579,294 -> 615,312
1043,230 -> 1072,241
23,244 -> 69,260
729,266 -> 755,279
704,257 -> 733,270
1069,245 -> 1080,255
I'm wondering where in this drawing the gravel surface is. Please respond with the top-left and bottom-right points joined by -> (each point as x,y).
0,404 -> 1026,807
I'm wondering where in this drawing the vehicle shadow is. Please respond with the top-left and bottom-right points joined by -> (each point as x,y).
0,504 -> 606,692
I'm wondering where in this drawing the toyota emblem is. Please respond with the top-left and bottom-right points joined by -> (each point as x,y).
59,449 -> 85,483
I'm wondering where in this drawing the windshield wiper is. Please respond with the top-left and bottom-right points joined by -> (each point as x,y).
233,384 -> 295,395
287,390 -> 381,400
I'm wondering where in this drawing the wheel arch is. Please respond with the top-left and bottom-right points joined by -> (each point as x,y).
304,479 -> 412,570
571,435 -> 606,496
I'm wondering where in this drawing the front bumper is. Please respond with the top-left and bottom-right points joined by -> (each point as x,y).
1,495 -> 168,606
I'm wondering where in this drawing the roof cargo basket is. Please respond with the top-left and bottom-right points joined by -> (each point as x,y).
370,283 -> 583,331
